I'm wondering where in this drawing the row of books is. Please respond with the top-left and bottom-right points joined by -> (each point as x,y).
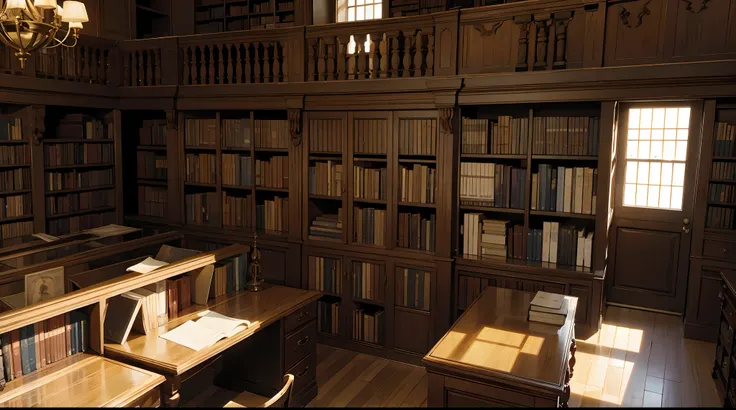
45,169 -> 114,192
0,311 -> 89,382
309,161 -> 343,196
318,300 -> 340,335
353,262 -> 385,301
532,166 -> 597,215
354,166 -> 387,200
461,116 -> 529,155
223,193 -> 252,227
185,192 -> 217,225
254,120 -> 290,149
0,118 -> 21,141
138,119 -> 167,146
46,190 -> 114,216
710,184 -> 736,204
396,268 -> 430,311
222,154 -> 252,186
185,119 -> 217,147
255,156 -> 289,188
399,164 -> 435,204
713,161 -> 736,181
255,197 -> 289,233
707,206 -> 735,230
309,211 -> 343,240
185,153 -> 216,184
398,119 -> 436,156
532,116 -> 600,156
507,224 -> 526,260
354,119 -> 388,154
0,194 -> 31,219
462,216 -> 507,258
713,122 -> 736,157
354,207 -> 385,246
214,255 -> 249,297
137,152 -> 168,180
309,256 -> 343,294
398,212 -> 436,252
56,114 -> 110,140
0,145 -> 29,166
138,186 -> 167,218
1,221 -> 33,239
47,211 -> 115,235
44,143 -> 113,167
222,118 -> 251,148
531,222 -> 594,267
352,309 -> 384,345
309,119 -> 344,153
459,163 -> 526,209
456,275 -> 490,309
0,168 -> 30,192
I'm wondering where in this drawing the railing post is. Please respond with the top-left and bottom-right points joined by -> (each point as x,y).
289,27 -> 305,83
432,9 -> 459,77
159,37 -> 180,86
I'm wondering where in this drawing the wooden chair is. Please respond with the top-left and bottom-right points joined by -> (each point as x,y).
224,374 -> 295,408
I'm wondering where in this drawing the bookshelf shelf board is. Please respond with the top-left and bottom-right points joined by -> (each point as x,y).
353,297 -> 385,308
354,198 -> 388,205
0,189 -> 32,196
705,228 -> 736,234
136,4 -> 169,16
708,202 -> 736,208
138,179 -> 168,187
713,157 -> 736,161
459,205 -> 525,214
221,147 -> 252,152
255,148 -> 289,153
710,179 -> 736,184
397,201 -> 436,209
0,164 -> 30,169
0,140 -> 27,145
45,163 -> 113,170
350,242 -> 386,250
45,185 -> 114,196
222,184 -> 252,190
45,139 -> 114,144
310,151 -> 342,156
396,247 -> 434,256
307,235 -> 344,243
530,210 -> 597,220
255,228 -> 289,237
255,186 -> 289,193
456,255 -> 596,278
184,181 -> 217,188
398,158 -> 437,165
309,195 -> 342,201
0,214 -> 33,223
394,305 -> 430,316
137,145 -> 167,151
250,11 -> 275,17
185,145 -> 217,151
461,154 -> 528,160
46,206 -> 115,220
309,154 -> 342,161
353,156 -> 388,163
532,155 -> 599,161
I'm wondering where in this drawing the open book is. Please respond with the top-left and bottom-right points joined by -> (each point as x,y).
160,311 -> 251,351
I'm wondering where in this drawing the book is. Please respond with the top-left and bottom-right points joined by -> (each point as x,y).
530,291 -> 564,310
127,257 -> 169,274
528,310 -> 566,326
104,293 -> 143,344
159,311 -> 251,351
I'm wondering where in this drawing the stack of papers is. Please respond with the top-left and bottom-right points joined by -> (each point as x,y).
160,311 -> 251,351
127,257 -> 169,274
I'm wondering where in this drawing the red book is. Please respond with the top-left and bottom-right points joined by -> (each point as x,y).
178,276 -> 192,311
10,329 -> 21,379
166,279 -> 179,319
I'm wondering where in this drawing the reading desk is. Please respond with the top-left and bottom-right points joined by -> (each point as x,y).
104,285 -> 321,407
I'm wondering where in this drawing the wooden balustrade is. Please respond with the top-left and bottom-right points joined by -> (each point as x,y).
119,37 -> 179,86
34,36 -> 117,85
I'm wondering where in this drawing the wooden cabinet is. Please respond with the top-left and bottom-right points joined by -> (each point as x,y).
712,271 -> 736,406
686,259 -> 727,341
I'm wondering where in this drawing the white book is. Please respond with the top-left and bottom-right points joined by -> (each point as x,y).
574,168 -> 584,214
531,173 -> 538,210
549,222 -> 559,264
471,214 -> 479,256
530,291 -> 564,310
463,214 -> 469,255
557,166 -> 565,211
584,232 -> 594,268
529,310 -> 566,326
583,168 -> 593,214
530,298 -> 569,315
542,221 -> 551,263
564,168 -> 573,213
127,257 -> 169,274
32,233 -> 58,242
160,310 -> 251,352
489,165 -> 495,205
576,231 -> 585,267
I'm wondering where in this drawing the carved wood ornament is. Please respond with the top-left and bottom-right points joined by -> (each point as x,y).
165,110 -> 177,131
474,21 -> 504,36
31,106 -> 45,146
681,0 -> 711,13
288,109 -> 302,147
553,12 -> 573,69
439,108 -> 454,135
534,16 -> 551,70
514,15 -> 532,72
620,0 -> 652,28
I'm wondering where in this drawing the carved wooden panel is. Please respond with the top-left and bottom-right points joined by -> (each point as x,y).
664,0 -> 736,61
101,0 -> 134,40
604,0 -> 669,66
260,247 -> 287,285
611,227 -> 680,295
459,20 -> 519,74
692,268 -> 723,327
394,309 -> 430,354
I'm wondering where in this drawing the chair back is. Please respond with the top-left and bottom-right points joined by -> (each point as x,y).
264,374 -> 295,408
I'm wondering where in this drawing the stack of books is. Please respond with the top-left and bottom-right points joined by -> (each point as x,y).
528,291 -> 568,326
480,219 -> 508,257
309,211 -> 343,240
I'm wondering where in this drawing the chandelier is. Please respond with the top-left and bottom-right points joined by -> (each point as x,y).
0,0 -> 89,68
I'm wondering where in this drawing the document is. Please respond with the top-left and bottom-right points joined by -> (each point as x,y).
127,257 -> 169,274
85,224 -> 141,239
160,311 -> 251,351
32,233 -> 58,242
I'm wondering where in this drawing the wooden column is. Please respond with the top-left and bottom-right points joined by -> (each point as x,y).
26,105 -> 46,234
166,110 -> 183,225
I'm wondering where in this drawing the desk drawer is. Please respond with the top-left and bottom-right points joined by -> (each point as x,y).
704,240 -> 736,261
285,302 -> 316,335
287,353 -> 316,397
285,321 -> 316,370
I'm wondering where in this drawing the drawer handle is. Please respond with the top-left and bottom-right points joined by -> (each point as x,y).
296,365 -> 309,378
297,311 -> 309,321
296,336 -> 310,347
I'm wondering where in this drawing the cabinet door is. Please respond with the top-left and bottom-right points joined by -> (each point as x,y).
346,256 -> 390,348
394,263 -> 434,355
304,250 -> 346,341
686,258 -> 727,341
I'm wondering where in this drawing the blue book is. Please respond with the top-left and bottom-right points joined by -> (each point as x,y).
539,165 -> 547,211
19,325 -> 32,375
417,271 -> 425,310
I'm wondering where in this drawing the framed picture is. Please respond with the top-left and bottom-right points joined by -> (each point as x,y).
25,266 -> 65,306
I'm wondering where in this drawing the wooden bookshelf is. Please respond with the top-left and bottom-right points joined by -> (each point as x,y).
0,111 -> 33,241
133,118 -> 168,221
136,0 -> 171,38
194,0 -> 302,33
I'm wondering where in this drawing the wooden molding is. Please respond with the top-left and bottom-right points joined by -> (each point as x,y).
439,108 -> 454,135
619,0 -> 652,29
288,109 -> 302,147
166,110 -> 178,131
681,0 -> 711,13
473,21 -> 504,36
30,105 -> 45,146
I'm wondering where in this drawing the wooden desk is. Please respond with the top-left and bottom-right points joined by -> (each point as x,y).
423,287 -> 577,408
0,353 -> 164,407
105,285 -> 321,407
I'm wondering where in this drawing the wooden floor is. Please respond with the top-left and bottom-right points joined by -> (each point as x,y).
308,306 -> 722,408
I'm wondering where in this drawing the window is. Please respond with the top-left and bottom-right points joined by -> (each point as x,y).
337,0 -> 383,23
623,107 -> 691,210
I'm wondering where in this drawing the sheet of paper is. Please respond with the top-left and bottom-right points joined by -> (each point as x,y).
85,224 -> 141,239
196,310 -> 250,337
32,233 -> 58,242
159,321 -> 223,352
530,291 -> 564,310
126,257 -> 169,274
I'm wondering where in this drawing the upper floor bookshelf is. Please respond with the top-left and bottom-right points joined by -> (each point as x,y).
194,0 -> 303,33
0,107 -> 33,241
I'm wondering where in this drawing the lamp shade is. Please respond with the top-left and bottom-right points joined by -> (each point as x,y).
68,21 -> 82,28
6,0 -> 28,10
34,0 -> 57,9
56,4 -> 62,16
60,1 -> 88,22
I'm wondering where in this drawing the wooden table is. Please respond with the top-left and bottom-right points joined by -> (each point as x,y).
0,353 -> 164,407
423,287 -> 577,407
105,285 -> 321,407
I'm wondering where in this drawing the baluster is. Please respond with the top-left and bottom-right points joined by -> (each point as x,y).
193,46 -> 200,85
230,45 -> 237,84
379,34 -> 388,78
390,35 -> 400,78
244,43 -> 252,83
317,39 -> 326,81
370,33 -> 380,79
182,47 -> 190,85
81,47 -> 90,82
264,42 -> 272,83
123,52 -> 131,86
101,49 -> 108,84
336,36 -> 347,81
146,49 -> 154,86
208,46 -> 215,85
137,50 -> 144,86
75,46 -> 82,79
273,42 -> 281,83
307,39 -> 316,81
235,44 -> 243,84
351,37 -> 360,80
219,44 -> 227,84
94,48 -> 101,83
255,42 -> 263,83
426,34 -> 435,76
155,48 -> 162,85
413,31 -> 423,77
362,35 -> 371,79
402,32 -> 413,78
326,37 -> 335,81
281,42 -> 289,82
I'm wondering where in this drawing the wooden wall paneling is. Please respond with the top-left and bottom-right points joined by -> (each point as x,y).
583,2 -> 607,68
434,10 -> 460,76
594,101 -> 616,272
178,112 -> 186,225
289,109 -> 304,244
685,258 -> 726,341
250,111 -> 257,230
663,0 -> 736,62
26,105 -> 46,233
434,259 -> 453,341
215,112 -> 223,229
102,0 -> 135,40
563,5 -> 606,69
459,12 -> 519,74
691,100 -> 717,258
603,0 -> 669,66
113,109 -> 124,224
165,110 -> 182,224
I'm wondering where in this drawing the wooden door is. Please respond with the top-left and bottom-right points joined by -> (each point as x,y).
607,102 -> 704,313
